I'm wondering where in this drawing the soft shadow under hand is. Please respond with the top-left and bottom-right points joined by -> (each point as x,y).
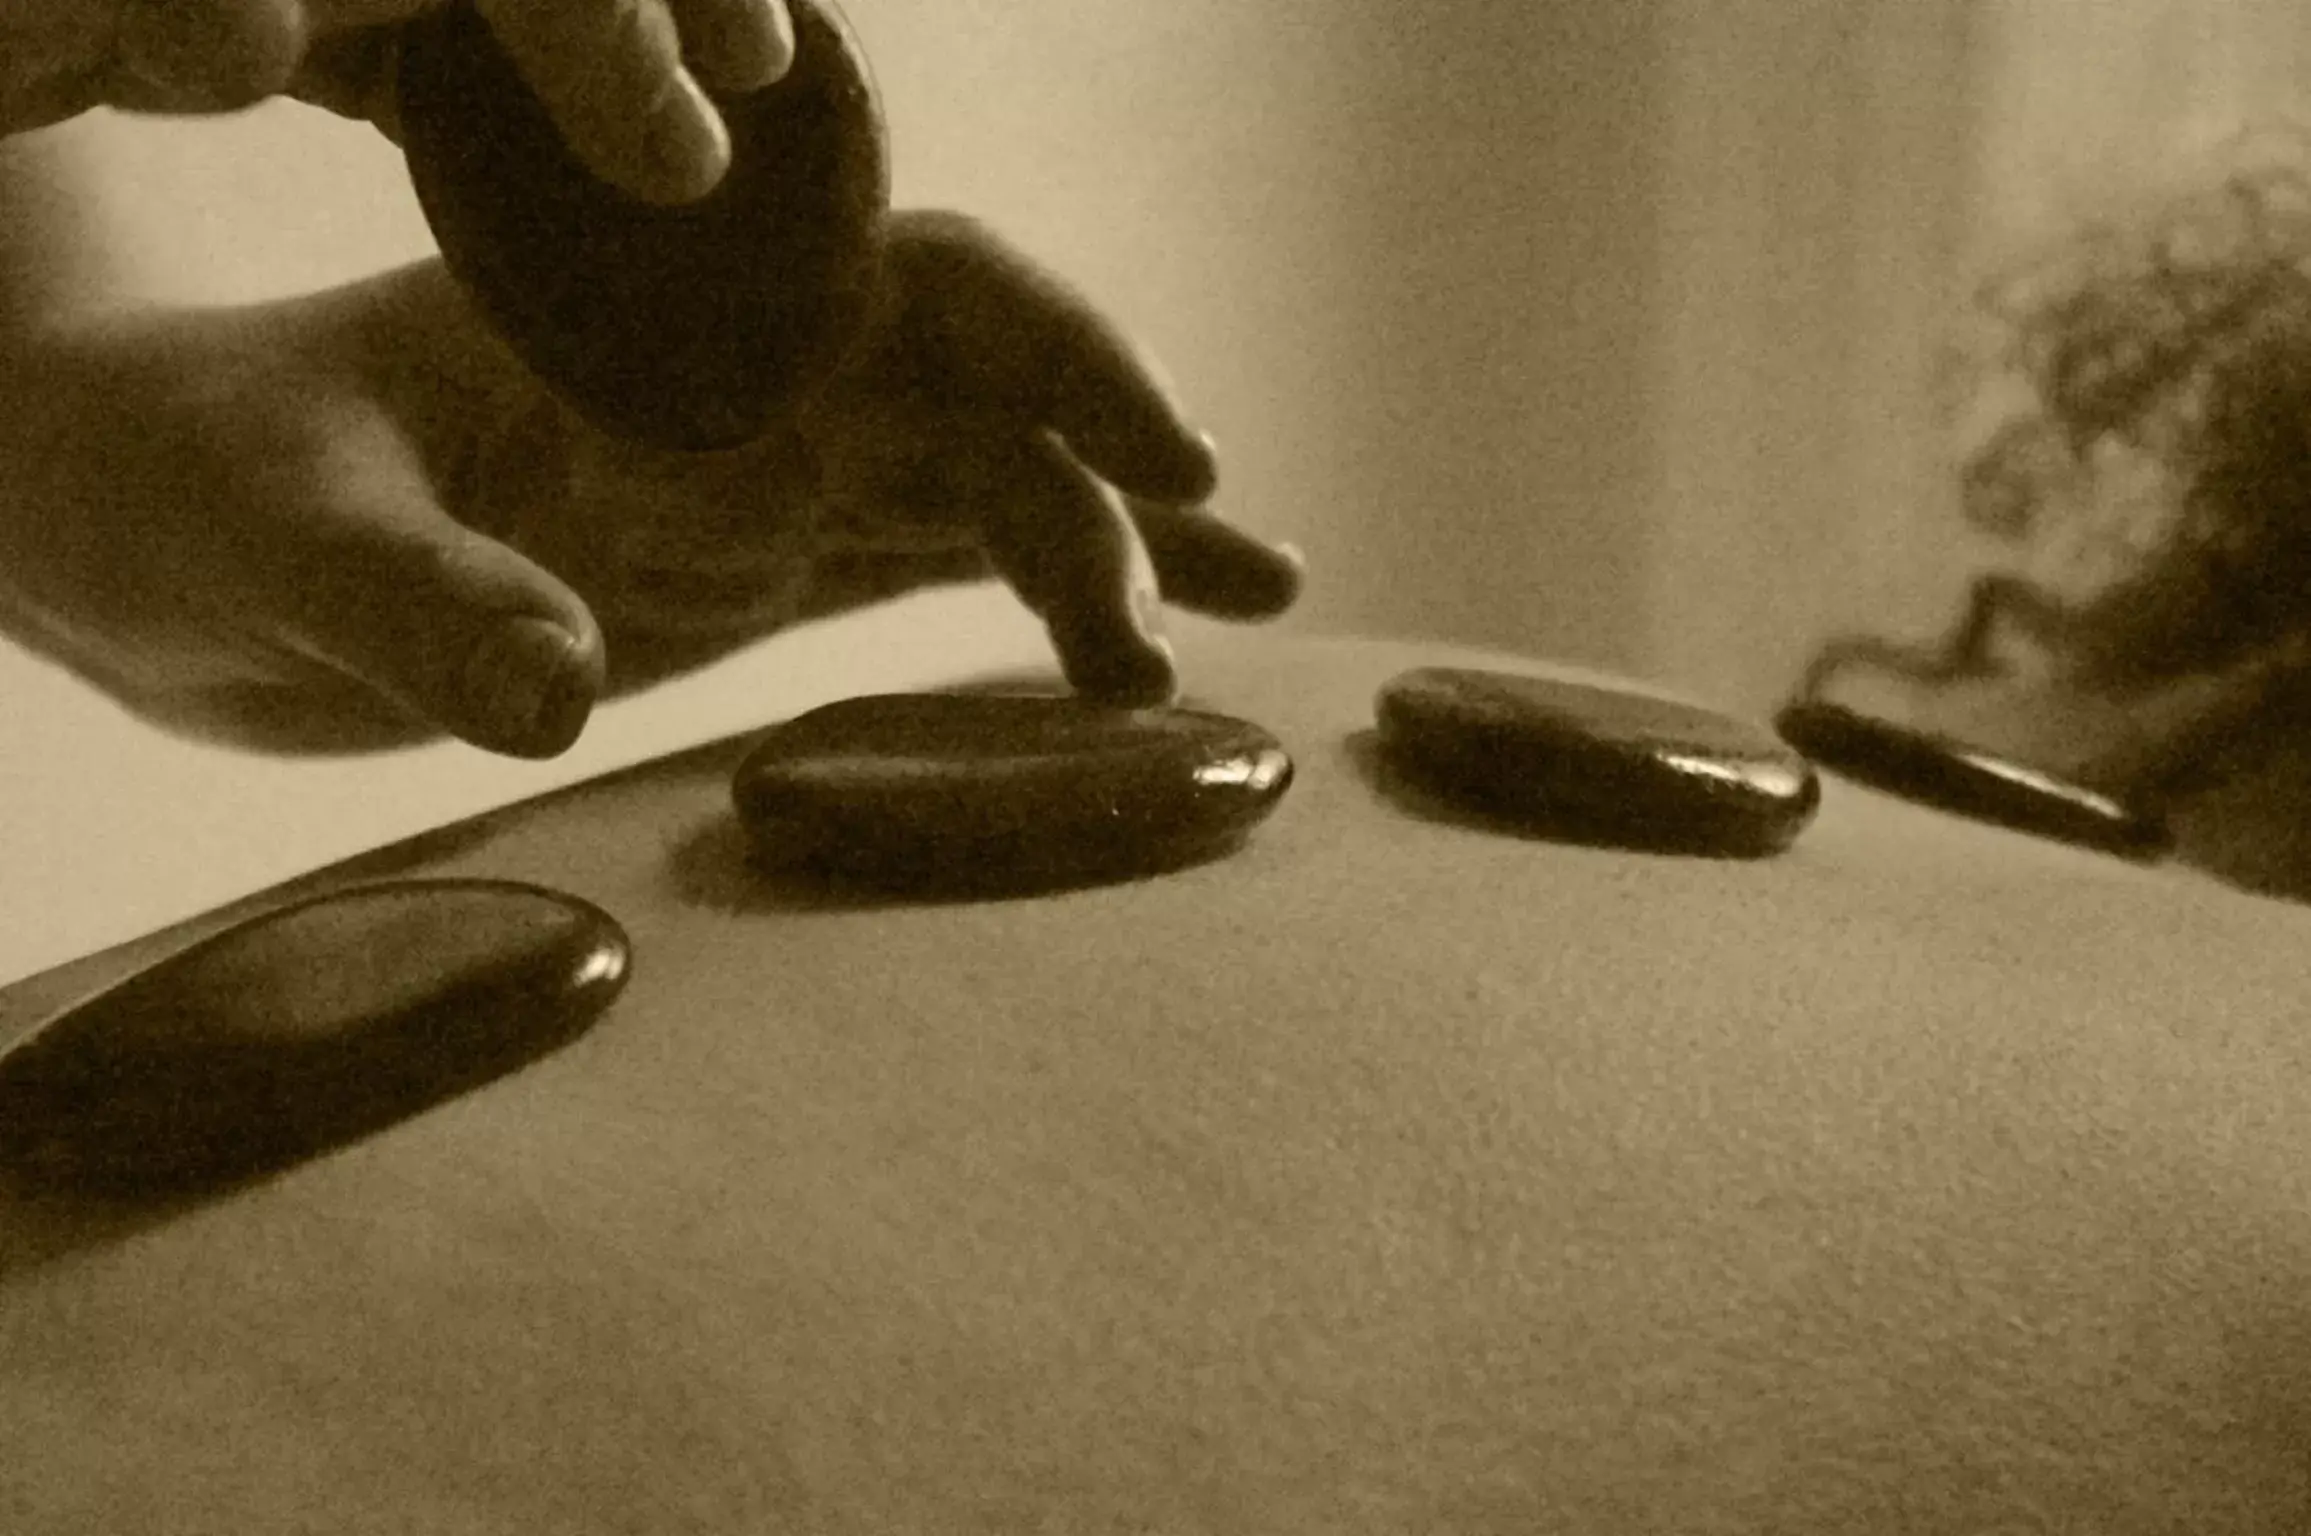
662,807 -> 1252,915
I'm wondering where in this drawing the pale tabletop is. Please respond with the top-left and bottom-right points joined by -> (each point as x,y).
7,623 -> 2311,1534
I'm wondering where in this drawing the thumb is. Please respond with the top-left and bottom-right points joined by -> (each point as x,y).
271,464 -> 609,759
109,0 -> 307,113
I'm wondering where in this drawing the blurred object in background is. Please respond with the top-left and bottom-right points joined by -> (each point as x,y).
1803,0 -> 2311,903
1647,1 -> 1973,713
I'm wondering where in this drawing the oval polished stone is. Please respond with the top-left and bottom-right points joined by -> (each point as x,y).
1774,699 -> 2173,860
0,880 -> 631,1196
732,693 -> 1296,894
397,0 -> 890,450
1376,666 -> 1820,856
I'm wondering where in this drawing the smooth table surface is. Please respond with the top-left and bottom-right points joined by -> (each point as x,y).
7,629 -> 2311,1534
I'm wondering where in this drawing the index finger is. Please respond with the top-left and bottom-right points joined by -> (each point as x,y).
472,0 -> 734,205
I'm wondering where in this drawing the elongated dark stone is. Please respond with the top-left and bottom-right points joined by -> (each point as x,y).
732,693 -> 1295,894
397,0 -> 889,450
0,880 -> 630,1195
1376,666 -> 1820,856
1774,698 -> 2172,859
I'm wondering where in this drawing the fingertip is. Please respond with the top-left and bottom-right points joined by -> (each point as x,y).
1138,634 -> 1186,707
1065,633 -> 1180,708
1079,357 -> 1218,504
1050,566 -> 1178,707
1172,427 -> 1224,504
1269,539 -> 1309,602
1072,416 -> 1218,508
479,0 -> 733,205
752,0 -> 801,88
1097,342 -> 1217,502
688,0 -> 795,94
1133,504 -> 1306,621
765,0 -> 798,80
291,26 -> 405,139
460,615 -> 614,758
636,74 -> 732,204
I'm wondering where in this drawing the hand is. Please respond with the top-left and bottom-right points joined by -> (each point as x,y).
0,209 -> 1303,758
479,209 -> 1304,704
1,0 -> 792,205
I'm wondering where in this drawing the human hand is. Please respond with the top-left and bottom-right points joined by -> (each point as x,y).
478,208 -> 1305,705
0,209 -> 1302,758
0,0 -> 792,205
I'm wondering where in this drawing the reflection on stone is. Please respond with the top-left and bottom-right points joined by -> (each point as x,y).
732,693 -> 1294,895
1375,666 -> 1820,858
398,0 -> 889,450
1775,699 -> 2171,860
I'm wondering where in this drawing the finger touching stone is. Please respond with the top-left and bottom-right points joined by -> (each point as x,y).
732,692 -> 1295,895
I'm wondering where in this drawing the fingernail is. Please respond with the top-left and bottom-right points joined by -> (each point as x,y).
467,618 -> 591,756
642,79 -> 730,203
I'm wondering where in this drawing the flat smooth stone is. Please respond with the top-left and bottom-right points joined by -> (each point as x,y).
397,0 -> 889,450
732,693 -> 1295,894
0,879 -> 630,1196
1375,666 -> 1820,856
1774,699 -> 2173,860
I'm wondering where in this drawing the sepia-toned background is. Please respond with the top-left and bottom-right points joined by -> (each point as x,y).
4,0 -> 2302,979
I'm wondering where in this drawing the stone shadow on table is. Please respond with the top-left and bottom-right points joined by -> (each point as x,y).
662,814 -> 912,915
0,1177 -> 220,1286
0,964 -> 618,1284
0,882 -> 629,1283
0,1030 -> 613,1288
1342,728 -> 1803,861
662,806 -> 1266,917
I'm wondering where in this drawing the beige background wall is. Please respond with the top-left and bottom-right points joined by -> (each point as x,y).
12,0 -> 2240,981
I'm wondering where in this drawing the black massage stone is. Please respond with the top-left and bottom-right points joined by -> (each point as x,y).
0,879 -> 631,1195
732,692 -> 1296,895
1774,698 -> 2172,860
1376,666 -> 1820,857
397,0 -> 890,450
